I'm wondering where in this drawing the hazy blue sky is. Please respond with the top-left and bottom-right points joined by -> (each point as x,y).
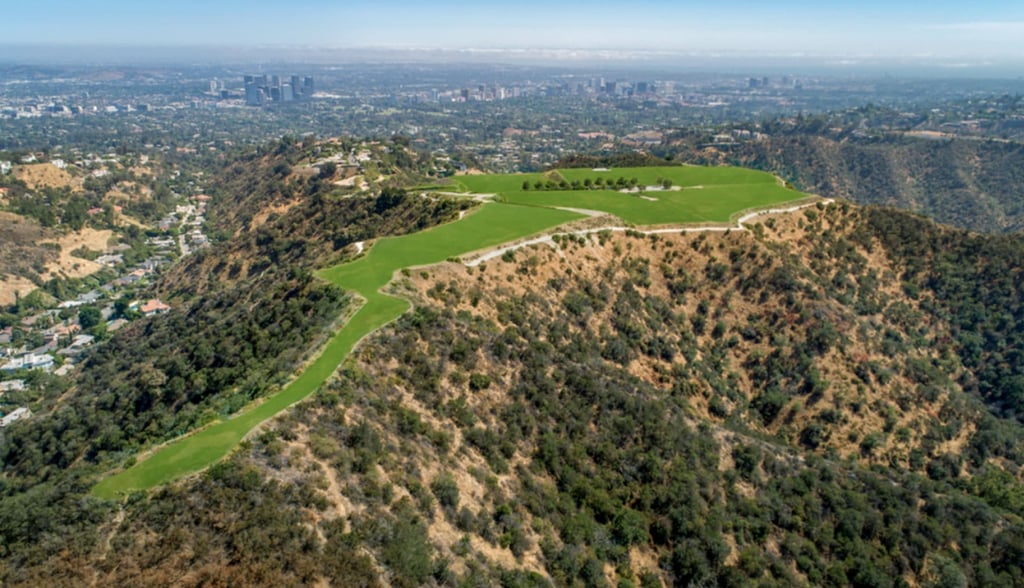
6,0 -> 1023,58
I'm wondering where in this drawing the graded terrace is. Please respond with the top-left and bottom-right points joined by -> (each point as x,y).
455,165 -> 811,225
93,164 -> 812,498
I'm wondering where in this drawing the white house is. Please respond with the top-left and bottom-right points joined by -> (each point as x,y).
0,380 -> 26,393
0,353 -> 55,372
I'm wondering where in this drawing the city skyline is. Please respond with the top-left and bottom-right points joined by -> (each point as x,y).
4,0 -> 1023,62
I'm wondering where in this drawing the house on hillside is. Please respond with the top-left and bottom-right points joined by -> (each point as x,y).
59,334 -> 96,358
44,323 -> 81,347
0,380 -> 26,394
140,299 -> 171,317
95,254 -> 124,266
1,353 -> 54,372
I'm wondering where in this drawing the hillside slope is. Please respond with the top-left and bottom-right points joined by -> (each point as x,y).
4,200 -> 1024,587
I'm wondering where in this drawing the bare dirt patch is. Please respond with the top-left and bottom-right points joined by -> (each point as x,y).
333,175 -> 367,189
250,199 -> 301,229
0,276 -> 39,306
105,181 -> 153,203
0,212 -> 56,304
41,228 -> 115,280
14,163 -> 82,191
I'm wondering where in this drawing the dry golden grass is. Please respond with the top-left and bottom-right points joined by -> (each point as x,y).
406,206 -> 968,471
14,163 -> 82,191
41,228 -> 114,280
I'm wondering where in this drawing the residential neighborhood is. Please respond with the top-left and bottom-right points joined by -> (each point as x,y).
0,184 -> 213,427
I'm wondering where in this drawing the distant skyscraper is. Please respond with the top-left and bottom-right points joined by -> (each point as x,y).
240,73 -> 312,105
245,81 -> 261,106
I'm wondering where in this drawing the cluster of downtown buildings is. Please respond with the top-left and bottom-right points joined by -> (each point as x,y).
243,74 -> 315,106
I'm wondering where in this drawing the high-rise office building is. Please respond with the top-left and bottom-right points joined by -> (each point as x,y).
241,74 -> 313,105
245,82 -> 262,106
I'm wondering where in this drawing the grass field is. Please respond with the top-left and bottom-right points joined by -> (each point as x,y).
92,203 -> 580,498
457,165 -> 806,225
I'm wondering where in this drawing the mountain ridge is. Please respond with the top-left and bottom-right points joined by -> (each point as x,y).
3,143 -> 1024,586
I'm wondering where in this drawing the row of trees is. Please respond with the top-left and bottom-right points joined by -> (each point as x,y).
521,176 -> 672,191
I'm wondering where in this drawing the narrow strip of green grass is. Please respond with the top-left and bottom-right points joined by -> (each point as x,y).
93,203 -> 580,498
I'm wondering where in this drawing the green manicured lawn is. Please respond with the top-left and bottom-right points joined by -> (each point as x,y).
92,203 -> 580,498
457,166 -> 807,225
449,173 -> 546,194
